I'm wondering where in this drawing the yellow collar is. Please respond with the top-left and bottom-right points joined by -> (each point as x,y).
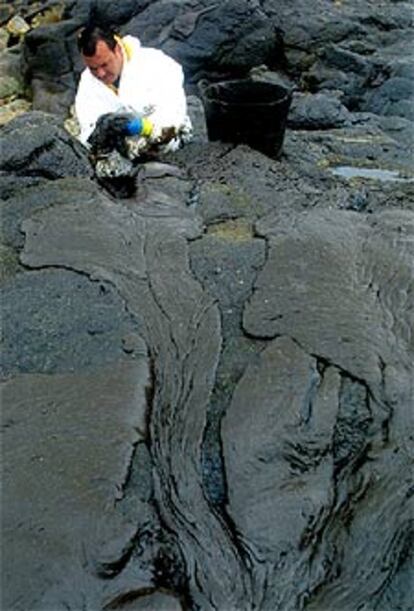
114,35 -> 133,62
105,36 -> 133,94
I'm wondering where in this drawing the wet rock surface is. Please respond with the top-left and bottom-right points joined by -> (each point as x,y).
1,1 -> 414,609
1,102 -> 413,609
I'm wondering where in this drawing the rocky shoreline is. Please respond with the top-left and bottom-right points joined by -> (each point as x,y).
1,1 -> 413,610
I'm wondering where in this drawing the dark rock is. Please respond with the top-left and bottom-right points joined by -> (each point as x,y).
249,64 -> 295,91
378,114 -> 414,148
323,43 -> 372,77
0,268 -> 144,376
244,209 -> 413,402
107,591 -> 184,610
222,332 -> 413,609
189,221 -> 266,337
118,0 -> 184,48
30,73 -> 77,116
189,225 -> 266,504
2,125 -> 413,610
0,243 -> 21,281
186,94 -> 208,143
64,0 -> 152,28
1,360 -> 153,611
363,74 -> 414,121
304,59 -> 365,104
288,92 -> 352,129
0,111 -> 92,179
282,118 -> 414,191
22,19 -> 81,114
18,182 -> 243,609
0,178 -> 102,248
0,173 -> 44,200
23,22 -> 77,77
306,34 -> 414,120
128,0 -> 284,84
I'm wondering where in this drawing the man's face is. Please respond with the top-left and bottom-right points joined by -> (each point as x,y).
83,40 -> 123,86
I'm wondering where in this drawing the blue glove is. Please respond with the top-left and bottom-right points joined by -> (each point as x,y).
88,112 -> 153,156
125,116 -> 153,137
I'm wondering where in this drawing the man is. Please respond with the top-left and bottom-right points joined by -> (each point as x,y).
75,25 -> 192,156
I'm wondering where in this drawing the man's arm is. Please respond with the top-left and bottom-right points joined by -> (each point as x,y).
120,48 -> 191,150
144,55 -> 190,140
75,70 -> 124,145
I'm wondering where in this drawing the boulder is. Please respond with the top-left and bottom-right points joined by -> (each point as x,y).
0,111 -> 92,180
22,19 -> 81,115
288,91 -> 352,129
125,0 -> 283,85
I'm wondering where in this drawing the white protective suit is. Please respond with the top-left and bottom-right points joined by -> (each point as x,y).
75,35 -> 192,150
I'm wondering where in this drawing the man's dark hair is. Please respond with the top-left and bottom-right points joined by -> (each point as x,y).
77,25 -> 118,56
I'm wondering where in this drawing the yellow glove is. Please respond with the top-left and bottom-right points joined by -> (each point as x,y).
125,116 -> 153,137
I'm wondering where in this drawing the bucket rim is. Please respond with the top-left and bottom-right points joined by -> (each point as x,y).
198,78 -> 292,107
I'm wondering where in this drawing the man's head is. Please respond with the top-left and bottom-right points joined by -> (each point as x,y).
78,26 -> 123,86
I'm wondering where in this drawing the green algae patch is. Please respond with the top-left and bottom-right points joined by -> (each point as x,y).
202,181 -> 251,211
207,218 -> 254,241
0,243 -> 21,281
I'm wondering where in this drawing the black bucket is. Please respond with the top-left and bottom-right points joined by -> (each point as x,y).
199,79 -> 292,158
